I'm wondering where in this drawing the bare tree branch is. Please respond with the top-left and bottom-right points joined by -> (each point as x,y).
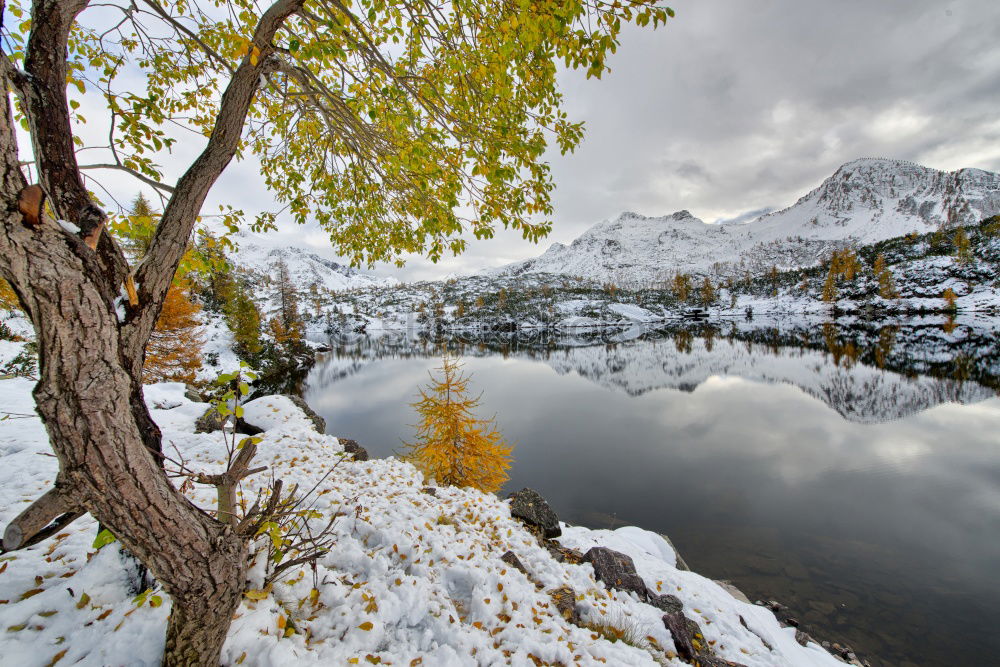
80,163 -> 176,194
2,486 -> 81,551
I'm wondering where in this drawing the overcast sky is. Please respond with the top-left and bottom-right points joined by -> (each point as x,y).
72,0 -> 1000,281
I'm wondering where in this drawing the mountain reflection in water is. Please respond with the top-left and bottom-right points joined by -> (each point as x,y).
304,322 -> 1000,667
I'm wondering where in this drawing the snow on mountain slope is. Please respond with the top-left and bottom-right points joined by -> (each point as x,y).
499,158 -> 1000,285
227,232 -> 397,292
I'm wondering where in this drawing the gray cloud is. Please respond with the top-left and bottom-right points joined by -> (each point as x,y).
63,1 -> 1000,281
513,0 -> 1000,270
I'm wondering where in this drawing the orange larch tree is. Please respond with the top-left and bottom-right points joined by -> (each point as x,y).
144,280 -> 205,384
403,355 -> 512,493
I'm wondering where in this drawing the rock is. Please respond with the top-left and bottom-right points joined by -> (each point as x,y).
506,488 -> 561,538
194,407 -> 225,433
663,612 -> 746,666
183,384 -> 203,403
658,532 -> 691,571
421,487 -> 437,497
234,417 -> 264,436
339,438 -> 369,461
695,657 -> 748,667
546,544 -> 584,565
500,550 -> 528,575
784,616 -> 800,628
582,547 -> 647,598
662,612 -> 702,662
715,580 -> 751,604
282,394 -> 326,433
647,593 -> 683,614
795,629 -> 815,647
548,585 -> 579,623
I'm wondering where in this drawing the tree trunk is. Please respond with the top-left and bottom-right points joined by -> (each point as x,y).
0,72 -> 246,667
0,1 -> 307,661
22,234 -> 248,665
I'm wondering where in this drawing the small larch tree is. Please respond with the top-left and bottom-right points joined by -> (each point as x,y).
873,253 -> 898,299
699,277 -> 715,306
268,258 -> 305,344
0,0 -> 673,662
403,355 -> 512,493
672,272 -> 691,302
144,280 -> 205,384
943,288 -> 958,311
953,227 -> 972,264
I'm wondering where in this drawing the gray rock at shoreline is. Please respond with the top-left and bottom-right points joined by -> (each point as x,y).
507,488 -> 561,538
283,394 -> 326,433
338,438 -> 369,461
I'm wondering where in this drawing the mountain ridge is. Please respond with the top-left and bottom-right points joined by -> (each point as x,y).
496,158 -> 1000,285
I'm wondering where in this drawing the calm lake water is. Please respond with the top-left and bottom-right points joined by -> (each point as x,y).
304,323 -> 1000,667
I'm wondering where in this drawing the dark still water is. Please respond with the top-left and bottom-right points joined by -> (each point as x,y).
304,323 -> 1000,667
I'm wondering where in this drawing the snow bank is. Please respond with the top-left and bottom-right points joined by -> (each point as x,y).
0,379 -> 842,666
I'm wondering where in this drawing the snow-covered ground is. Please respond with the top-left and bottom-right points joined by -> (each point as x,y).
0,379 -> 843,666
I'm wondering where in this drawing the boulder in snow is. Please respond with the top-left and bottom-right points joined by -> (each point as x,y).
507,488 -> 561,538
194,407 -> 224,433
582,546 -> 647,598
647,593 -> 683,614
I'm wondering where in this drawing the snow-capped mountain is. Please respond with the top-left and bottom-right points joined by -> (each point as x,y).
499,158 -> 1000,285
227,234 -> 397,292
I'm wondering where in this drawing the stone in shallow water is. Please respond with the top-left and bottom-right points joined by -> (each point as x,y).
582,546 -> 647,598
506,488 -> 561,538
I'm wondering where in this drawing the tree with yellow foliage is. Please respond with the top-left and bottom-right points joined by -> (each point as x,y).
942,288 -> 958,311
403,356 -> 512,493
822,248 -> 862,303
0,278 -> 19,311
144,279 -> 204,384
699,277 -> 716,306
873,253 -> 898,299
953,227 -> 972,265
113,194 -> 206,382
671,272 -> 691,302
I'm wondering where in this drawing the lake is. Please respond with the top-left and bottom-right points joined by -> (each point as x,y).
303,320 -> 1000,667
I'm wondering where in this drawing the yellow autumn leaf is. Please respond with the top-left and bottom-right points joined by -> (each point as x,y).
357,621 -> 374,631
244,589 -> 268,601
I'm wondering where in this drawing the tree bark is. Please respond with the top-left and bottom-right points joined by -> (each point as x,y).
0,0 -> 306,662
